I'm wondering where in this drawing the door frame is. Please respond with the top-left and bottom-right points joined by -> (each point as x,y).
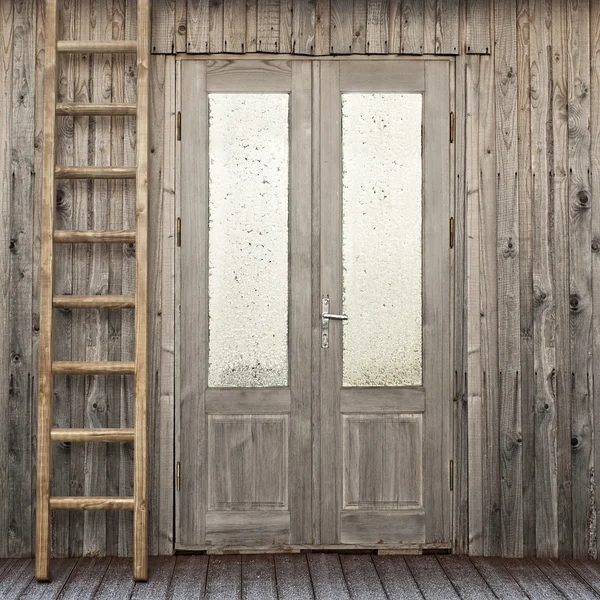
174,55 -> 457,552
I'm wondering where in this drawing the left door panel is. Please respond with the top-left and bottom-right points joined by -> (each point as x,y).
177,60 -> 313,550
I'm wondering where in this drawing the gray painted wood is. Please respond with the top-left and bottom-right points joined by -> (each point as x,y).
532,558 -> 600,599
0,559 -> 35,600
371,555 -> 423,599
306,553 -> 350,600
502,558 -> 565,600
130,556 -> 176,599
339,554 -> 387,600
58,557 -> 112,600
21,558 -> 77,600
437,556 -> 495,600
95,558 -> 137,600
205,555 -> 242,600
470,557 -> 529,600
568,559 -> 600,595
168,555 -> 209,599
241,555 -> 277,600
274,554 -> 314,599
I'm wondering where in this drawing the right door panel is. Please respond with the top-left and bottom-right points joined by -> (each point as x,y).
318,61 -> 451,547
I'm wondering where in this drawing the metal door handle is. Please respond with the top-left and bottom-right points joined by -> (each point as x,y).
321,297 -> 347,349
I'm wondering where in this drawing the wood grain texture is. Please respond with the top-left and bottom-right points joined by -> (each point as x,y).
151,0 -> 176,53
401,0 -> 423,54
466,0 -> 490,54
366,0 -> 389,54
186,0 -> 210,52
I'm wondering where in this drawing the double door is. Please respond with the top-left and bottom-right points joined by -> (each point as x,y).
177,59 -> 451,550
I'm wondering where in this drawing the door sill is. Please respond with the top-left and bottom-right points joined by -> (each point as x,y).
175,543 -> 452,555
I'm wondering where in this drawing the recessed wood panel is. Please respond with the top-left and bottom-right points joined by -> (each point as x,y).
343,415 -> 422,509
208,415 -> 288,510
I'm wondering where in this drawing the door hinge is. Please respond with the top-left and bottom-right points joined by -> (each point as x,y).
449,216 -> 455,249
177,217 -> 181,247
177,461 -> 181,491
177,111 -> 181,141
449,459 -> 454,491
450,111 -> 455,143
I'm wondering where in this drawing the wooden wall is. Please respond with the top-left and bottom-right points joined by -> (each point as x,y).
1,0 -> 600,560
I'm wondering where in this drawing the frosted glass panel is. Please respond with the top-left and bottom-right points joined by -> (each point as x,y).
342,94 -> 422,387
208,94 -> 289,387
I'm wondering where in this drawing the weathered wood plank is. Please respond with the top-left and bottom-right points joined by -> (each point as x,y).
246,0 -> 257,52
0,559 -> 34,600
339,555 -> 386,600
517,0 -> 535,559
437,556 -> 495,600
529,0 -> 558,559
400,0 -> 423,54
306,554 -> 350,600
551,0 -> 572,558
371,555 -> 423,599
58,557 -> 112,600
257,0 -> 279,51
533,558 -> 600,599
241,555 -> 277,600
274,554 -> 314,599
388,0 -> 401,53
568,559 -> 600,595
186,0 -> 210,53
167,555 -> 209,599
131,556 -> 176,599
466,0 -> 490,54
224,0 -> 246,51
366,0 -> 389,54
151,0 -> 175,53
471,557 -> 529,599
501,558 -> 565,600
176,0 -> 188,52
209,0 -> 224,52
330,0 -> 353,53
567,0 -> 593,560
205,555 -> 242,599
291,0 -> 314,54
435,0 -> 459,54
21,558 -> 77,600
95,557 -> 137,600
352,0 -> 367,53
422,0 -> 435,54
280,0 -> 293,52
494,0 -> 522,558
314,0 -> 330,54
404,556 -> 460,600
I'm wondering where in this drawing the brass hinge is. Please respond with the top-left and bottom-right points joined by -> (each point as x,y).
449,459 -> 454,491
177,462 -> 181,491
177,111 -> 181,141
450,111 -> 455,143
177,217 -> 181,247
449,217 -> 455,249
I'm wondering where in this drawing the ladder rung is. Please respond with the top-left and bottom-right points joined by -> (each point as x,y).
53,296 -> 135,309
57,40 -> 138,54
55,166 -> 137,179
49,497 -> 135,510
54,230 -> 137,244
56,103 -> 137,116
52,361 -> 135,375
51,428 -> 135,443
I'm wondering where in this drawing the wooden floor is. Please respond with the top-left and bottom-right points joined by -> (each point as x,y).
3,554 -> 600,599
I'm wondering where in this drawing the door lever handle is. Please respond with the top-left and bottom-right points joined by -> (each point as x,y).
321,297 -> 347,349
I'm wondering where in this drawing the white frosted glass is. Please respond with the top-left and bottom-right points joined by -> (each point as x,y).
342,93 -> 423,387
208,94 -> 289,387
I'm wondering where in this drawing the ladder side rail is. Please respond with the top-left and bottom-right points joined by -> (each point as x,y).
36,0 -> 59,582
133,0 -> 151,583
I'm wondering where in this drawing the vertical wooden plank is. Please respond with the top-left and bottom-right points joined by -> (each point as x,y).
479,52 -> 501,557
552,0 -> 572,558
187,0 -> 210,53
466,53 -> 483,556
400,0 -> 423,54
246,0 -> 258,52
209,0 -> 224,52
388,0 -> 401,53
280,0 -> 293,52
151,0 -> 176,53
495,0 -> 523,557
567,0 -> 593,560
366,0 -> 389,54
423,0 -> 435,54
330,0 -> 353,53
314,0 -> 331,54
134,0 -> 151,580
158,54 -> 176,556
466,0 -> 490,54
176,0 -> 188,52
147,53 -> 166,558
591,0 -> 600,563
352,0 -> 367,54
9,0 -> 36,559
35,0 -> 56,579
0,0 -> 13,563
290,61 -> 313,544
517,0 -> 535,559
178,59 -> 207,548
257,0 -> 279,52
292,0 -> 315,54
224,0 -> 246,51
119,0 -> 137,558
435,0 -> 459,54
530,0 -> 558,558
83,0 -> 113,557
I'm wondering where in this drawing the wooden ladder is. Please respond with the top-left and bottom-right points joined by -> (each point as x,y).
36,0 -> 151,582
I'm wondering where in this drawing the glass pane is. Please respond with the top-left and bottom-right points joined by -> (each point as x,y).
342,93 -> 423,387
208,94 -> 289,387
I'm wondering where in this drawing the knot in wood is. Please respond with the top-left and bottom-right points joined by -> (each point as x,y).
577,190 -> 590,208
572,436 -> 581,448
178,24 -> 187,34
570,294 -> 581,311
502,237 -> 517,258
592,240 -> 600,253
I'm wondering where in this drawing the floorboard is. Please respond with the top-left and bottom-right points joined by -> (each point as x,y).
130,556 -> 176,599
470,557 -> 530,599
95,558 -> 137,600
21,558 -> 78,600
241,555 -> 277,600
205,555 -> 242,600
371,555 -> 424,599
0,558 -> 35,600
339,554 -> 387,600
274,554 -> 314,600
168,555 -> 209,600
568,560 -> 600,596
501,558 -> 565,600
306,553 -> 350,600
532,558 -> 600,599
58,557 -> 112,600
405,555 -> 461,599
437,556 -> 495,599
